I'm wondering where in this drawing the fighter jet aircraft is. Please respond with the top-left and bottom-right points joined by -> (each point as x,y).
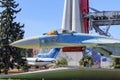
10,31 -> 120,50
27,48 -> 60,68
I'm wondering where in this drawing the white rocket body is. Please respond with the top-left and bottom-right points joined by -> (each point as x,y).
62,0 -> 72,31
62,0 -> 83,33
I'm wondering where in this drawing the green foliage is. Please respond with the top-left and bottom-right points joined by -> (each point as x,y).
0,0 -> 25,74
57,58 -> 67,66
111,58 -> 120,69
79,59 -> 84,66
79,55 -> 93,67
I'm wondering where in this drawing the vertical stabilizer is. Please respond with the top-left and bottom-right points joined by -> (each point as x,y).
37,48 -> 61,58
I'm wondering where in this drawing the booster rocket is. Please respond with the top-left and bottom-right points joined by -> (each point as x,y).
62,0 -> 82,32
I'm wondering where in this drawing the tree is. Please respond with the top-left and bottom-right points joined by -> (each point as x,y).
0,0 -> 25,74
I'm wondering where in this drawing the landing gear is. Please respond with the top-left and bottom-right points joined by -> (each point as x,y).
35,65 -> 39,69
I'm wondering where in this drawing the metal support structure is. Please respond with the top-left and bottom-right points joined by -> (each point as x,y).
85,11 -> 120,36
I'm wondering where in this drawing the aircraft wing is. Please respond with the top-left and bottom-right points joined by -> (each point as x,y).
93,47 -> 112,57
82,38 -> 120,45
98,44 -> 120,56
83,38 -> 120,57
91,43 -> 120,58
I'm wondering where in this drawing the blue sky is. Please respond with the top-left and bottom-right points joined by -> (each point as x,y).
16,0 -> 120,39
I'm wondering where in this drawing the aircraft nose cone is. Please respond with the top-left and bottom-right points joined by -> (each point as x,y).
10,36 -> 40,49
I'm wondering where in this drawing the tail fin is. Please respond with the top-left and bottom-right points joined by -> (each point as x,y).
37,48 -> 61,58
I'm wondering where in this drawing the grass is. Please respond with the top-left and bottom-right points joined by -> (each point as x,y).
0,68 -> 120,80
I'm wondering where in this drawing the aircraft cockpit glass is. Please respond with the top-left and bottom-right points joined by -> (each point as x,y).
43,30 -> 76,35
43,30 -> 58,35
